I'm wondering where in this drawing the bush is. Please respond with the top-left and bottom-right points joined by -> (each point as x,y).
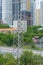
0,53 -> 16,65
20,51 -> 43,65
0,51 -> 43,65
0,33 -> 15,46
23,26 -> 43,44
0,24 -> 9,28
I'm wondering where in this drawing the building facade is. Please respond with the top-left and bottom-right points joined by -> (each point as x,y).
2,0 -> 21,26
12,0 -> 21,21
13,20 -> 27,32
40,2 -> 43,26
31,0 -> 36,25
21,0 -> 32,26
0,0 -> 2,20
33,0 -> 40,26
24,0 -> 36,26
26,0 -> 32,26
26,0 -> 31,12
35,9 -> 40,26
12,0 -> 27,32
2,0 -> 13,25
1,0 -> 37,26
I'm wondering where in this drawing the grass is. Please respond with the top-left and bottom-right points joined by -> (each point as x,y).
0,41 -> 43,51
22,45 -> 43,51
0,41 -> 7,46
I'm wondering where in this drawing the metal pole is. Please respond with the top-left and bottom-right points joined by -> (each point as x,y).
40,39 -> 41,65
17,0 -> 21,65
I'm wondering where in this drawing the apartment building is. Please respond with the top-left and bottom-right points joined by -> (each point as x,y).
2,0 -> 13,25
0,0 -> 2,20
40,1 -> 43,26
35,9 -> 40,26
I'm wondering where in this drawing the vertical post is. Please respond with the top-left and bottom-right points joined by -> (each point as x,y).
17,0 -> 21,65
40,38 -> 41,65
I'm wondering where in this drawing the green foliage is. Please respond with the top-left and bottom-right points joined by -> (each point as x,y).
0,40 -> 7,46
23,26 -> 43,44
0,24 -> 9,28
0,33 -> 15,46
0,54 -> 4,65
0,51 -> 43,65
20,51 -> 33,65
0,53 -> 16,65
20,51 -> 43,65
0,26 -> 43,46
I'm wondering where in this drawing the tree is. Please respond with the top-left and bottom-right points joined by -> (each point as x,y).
20,51 -> 33,65
20,51 -> 43,65
0,53 -> 17,65
3,53 -> 16,65
0,33 -> 15,46
0,24 -> 9,28
0,54 -> 4,65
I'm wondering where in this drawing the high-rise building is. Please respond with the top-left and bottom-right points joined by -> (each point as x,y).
0,0 -> 2,20
26,0 -> 31,11
25,0 -> 36,26
26,0 -> 32,25
2,0 -> 13,25
35,9 -> 40,26
40,1 -> 43,26
2,0 -> 21,26
31,0 -> 40,26
2,0 -> 31,25
21,0 -> 32,26
2,0 -> 27,32
31,0 -> 36,25
12,0 -> 27,32
21,0 -> 26,20
12,0 -> 21,21
33,0 -> 40,26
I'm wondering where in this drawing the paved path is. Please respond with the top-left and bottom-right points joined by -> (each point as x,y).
0,46 -> 43,57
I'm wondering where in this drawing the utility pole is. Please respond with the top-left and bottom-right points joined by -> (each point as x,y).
17,0 -> 27,65
17,0 -> 23,65
13,0 -> 27,65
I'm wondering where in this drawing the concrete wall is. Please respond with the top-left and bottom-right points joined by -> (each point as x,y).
13,20 -> 27,33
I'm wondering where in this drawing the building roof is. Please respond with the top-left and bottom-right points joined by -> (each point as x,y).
0,28 -> 16,31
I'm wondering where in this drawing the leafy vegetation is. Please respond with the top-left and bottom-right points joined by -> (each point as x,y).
0,24 -> 9,28
0,33 -> 15,46
0,51 -> 43,65
0,26 -> 43,48
23,26 -> 43,44
20,51 -> 43,65
0,53 -> 16,65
